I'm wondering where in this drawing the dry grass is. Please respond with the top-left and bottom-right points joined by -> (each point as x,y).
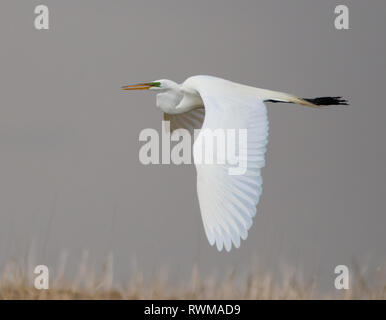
0,259 -> 385,300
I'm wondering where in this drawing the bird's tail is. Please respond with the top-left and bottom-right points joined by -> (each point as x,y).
259,89 -> 349,108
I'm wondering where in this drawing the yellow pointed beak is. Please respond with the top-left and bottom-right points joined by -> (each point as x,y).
121,83 -> 152,90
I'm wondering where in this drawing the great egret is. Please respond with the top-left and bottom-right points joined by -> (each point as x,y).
122,75 -> 348,252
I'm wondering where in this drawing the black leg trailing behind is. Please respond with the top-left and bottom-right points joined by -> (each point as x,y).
303,96 -> 349,106
266,96 -> 349,106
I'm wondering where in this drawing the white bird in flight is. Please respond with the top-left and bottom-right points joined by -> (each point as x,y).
122,75 -> 347,252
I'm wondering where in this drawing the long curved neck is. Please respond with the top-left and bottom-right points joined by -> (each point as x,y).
156,85 -> 183,114
157,84 -> 203,114
174,86 -> 203,113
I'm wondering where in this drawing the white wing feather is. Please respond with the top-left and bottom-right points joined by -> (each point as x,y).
192,79 -> 269,251
163,108 -> 205,135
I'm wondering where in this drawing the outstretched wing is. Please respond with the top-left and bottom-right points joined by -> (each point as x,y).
193,82 -> 269,251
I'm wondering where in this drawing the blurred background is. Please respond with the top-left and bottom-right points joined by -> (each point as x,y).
0,0 -> 385,293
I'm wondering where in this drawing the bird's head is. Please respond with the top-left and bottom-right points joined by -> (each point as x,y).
121,79 -> 178,92
122,79 -> 183,113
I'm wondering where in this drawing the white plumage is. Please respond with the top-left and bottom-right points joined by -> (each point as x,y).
188,77 -> 268,251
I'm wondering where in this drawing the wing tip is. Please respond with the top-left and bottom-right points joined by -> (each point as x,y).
212,231 -> 249,252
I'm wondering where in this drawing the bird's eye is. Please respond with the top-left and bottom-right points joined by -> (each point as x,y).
149,82 -> 161,87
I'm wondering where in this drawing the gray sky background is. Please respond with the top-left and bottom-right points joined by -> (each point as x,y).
0,0 -> 385,291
